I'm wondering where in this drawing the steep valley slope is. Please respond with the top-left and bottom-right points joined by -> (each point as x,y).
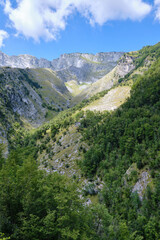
0,43 -> 160,240
0,67 -> 72,153
0,50 -> 124,149
72,45 -> 157,105
18,42 -> 160,186
10,49 -> 160,210
1,42 -> 160,155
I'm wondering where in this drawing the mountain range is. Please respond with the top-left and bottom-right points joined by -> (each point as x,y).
0,51 -> 123,83
0,42 -> 160,240
0,50 -> 126,132
0,44 -> 157,148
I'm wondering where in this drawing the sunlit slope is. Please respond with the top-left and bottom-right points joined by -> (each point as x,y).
71,54 -> 135,105
25,68 -> 71,108
0,67 -> 72,148
83,86 -> 131,112
72,43 -> 160,106
65,80 -> 90,96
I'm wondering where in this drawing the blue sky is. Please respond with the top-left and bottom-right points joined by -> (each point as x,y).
0,0 -> 160,60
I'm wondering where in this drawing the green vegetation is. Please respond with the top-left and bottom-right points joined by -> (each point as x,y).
65,80 -> 90,96
1,43 -> 160,239
20,70 -> 42,89
134,42 -> 160,67
0,148 -> 96,239
78,58 -> 160,239
0,233 -> 10,240
0,67 -> 72,142
80,56 -> 101,64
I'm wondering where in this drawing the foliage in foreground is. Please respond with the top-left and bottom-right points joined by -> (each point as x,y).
0,148 -> 96,240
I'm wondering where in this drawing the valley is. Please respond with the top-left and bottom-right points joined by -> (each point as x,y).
0,42 -> 160,239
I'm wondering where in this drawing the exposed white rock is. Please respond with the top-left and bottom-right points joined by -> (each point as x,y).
132,171 -> 151,200
0,51 -> 124,84
116,54 -> 135,78
84,86 -> 131,112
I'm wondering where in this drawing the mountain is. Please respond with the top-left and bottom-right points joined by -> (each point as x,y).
0,51 -> 124,84
0,67 -> 71,122
0,50 -> 125,146
1,42 -> 160,240
53,52 -> 124,83
0,67 -> 72,154
71,53 -> 135,104
0,43 -> 159,152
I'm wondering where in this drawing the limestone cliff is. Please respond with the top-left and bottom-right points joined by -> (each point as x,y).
0,51 -> 124,83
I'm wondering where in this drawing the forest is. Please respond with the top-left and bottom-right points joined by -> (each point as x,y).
0,47 -> 160,239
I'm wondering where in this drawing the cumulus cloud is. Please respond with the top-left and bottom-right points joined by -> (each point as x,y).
155,0 -> 160,20
75,0 -> 152,26
0,30 -> 9,47
3,0 -> 152,41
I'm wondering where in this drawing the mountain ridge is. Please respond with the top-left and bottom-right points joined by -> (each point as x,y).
0,51 -> 124,84
0,42 -> 160,240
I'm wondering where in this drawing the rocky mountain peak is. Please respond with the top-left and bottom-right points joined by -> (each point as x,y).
0,51 -> 124,83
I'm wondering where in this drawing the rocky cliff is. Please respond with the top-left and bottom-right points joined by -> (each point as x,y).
71,53 -> 136,104
0,67 -> 71,131
0,51 -> 124,83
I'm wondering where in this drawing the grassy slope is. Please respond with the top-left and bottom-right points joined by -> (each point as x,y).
38,125 -> 88,181
83,86 -> 131,112
25,68 -> 71,109
65,80 -> 90,96
0,67 -> 73,154
72,42 -> 160,106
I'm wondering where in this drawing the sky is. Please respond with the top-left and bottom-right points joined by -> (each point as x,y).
0,0 -> 160,60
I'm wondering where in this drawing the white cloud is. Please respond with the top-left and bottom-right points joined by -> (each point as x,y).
3,0 -> 152,41
155,0 -> 160,20
75,0 -> 152,25
0,30 -> 9,47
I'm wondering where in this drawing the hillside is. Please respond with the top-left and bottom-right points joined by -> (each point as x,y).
0,50 -> 128,148
83,86 -> 131,112
1,43 -> 160,154
0,42 -> 160,239
71,53 -> 135,104
72,43 -> 159,105
0,67 -> 72,153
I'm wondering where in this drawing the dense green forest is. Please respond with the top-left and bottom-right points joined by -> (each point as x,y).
1,45 -> 160,239
79,58 -> 160,239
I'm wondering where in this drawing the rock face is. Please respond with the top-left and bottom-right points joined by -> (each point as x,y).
0,51 -> 124,83
72,53 -> 136,105
0,67 -> 72,154
132,171 -> 151,200
124,164 -> 152,201
115,54 -> 135,79
0,52 -> 52,69
0,67 -> 71,126
0,68 -> 46,125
